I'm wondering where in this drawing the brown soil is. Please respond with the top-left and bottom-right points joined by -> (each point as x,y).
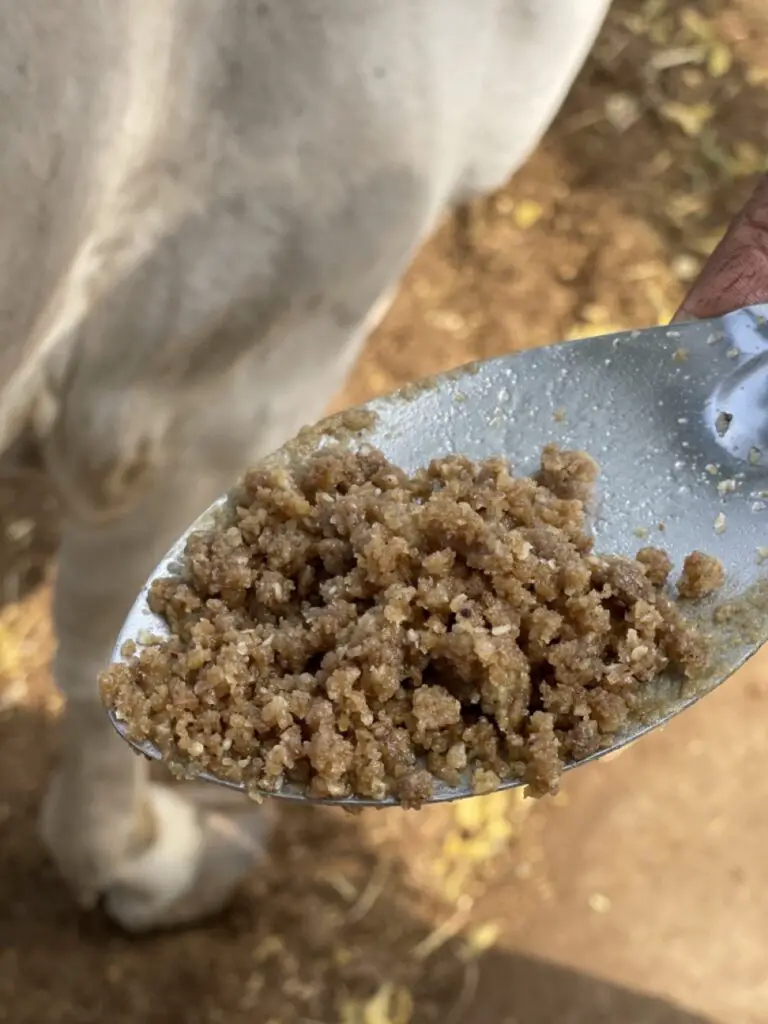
2,2 -> 768,1022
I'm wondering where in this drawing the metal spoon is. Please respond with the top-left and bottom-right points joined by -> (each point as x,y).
105,301 -> 768,806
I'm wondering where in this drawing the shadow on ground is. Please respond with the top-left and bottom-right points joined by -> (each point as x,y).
1,709 -> 712,1024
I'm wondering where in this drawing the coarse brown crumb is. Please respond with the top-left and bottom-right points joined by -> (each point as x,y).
100,444 -> 722,805
635,547 -> 672,588
677,550 -> 725,599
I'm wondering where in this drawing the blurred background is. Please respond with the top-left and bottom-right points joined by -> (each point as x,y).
1,2 -> 768,1022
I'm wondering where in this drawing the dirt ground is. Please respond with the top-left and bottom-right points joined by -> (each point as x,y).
2,2 -> 768,1022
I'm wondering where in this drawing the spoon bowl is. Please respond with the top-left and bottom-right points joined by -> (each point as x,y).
106,302 -> 768,806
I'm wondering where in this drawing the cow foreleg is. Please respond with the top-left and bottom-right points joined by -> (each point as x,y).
40,453 -> 275,932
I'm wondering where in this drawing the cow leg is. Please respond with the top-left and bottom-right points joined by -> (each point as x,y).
38,445 -> 280,931
35,273 -> 400,931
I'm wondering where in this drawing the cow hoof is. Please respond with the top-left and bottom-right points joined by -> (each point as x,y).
102,785 -> 272,933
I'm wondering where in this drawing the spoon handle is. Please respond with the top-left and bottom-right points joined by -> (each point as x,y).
674,172 -> 768,321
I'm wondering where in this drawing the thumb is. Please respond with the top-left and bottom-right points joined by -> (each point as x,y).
672,172 -> 768,323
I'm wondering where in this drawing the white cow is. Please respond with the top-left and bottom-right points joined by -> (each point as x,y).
1,0 -> 611,930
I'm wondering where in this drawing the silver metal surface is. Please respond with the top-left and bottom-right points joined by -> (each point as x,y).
107,303 -> 768,806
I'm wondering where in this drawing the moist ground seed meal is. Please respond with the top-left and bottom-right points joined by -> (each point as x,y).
100,444 -> 722,804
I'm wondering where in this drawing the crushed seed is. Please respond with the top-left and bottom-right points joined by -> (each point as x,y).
716,479 -> 736,495
678,552 -> 725,599
101,445 -> 720,805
